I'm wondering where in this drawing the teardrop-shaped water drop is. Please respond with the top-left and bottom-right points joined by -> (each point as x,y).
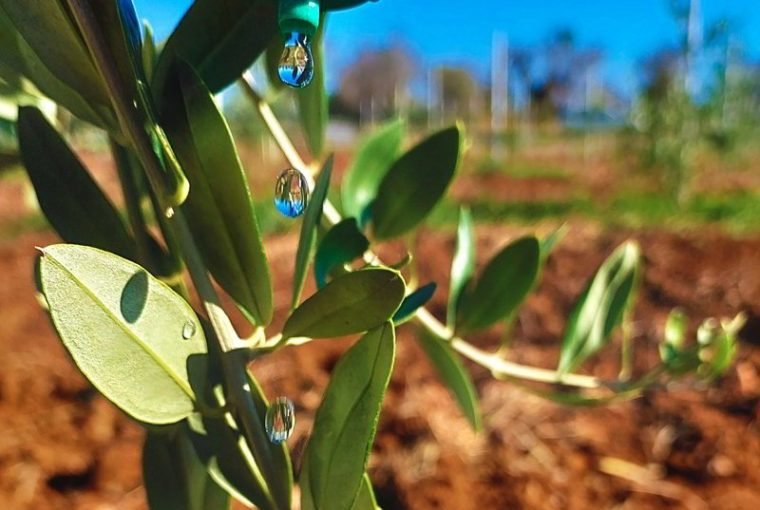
182,320 -> 196,340
265,396 -> 295,444
274,168 -> 309,218
278,32 -> 314,88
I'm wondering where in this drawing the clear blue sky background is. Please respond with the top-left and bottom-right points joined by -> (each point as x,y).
134,0 -> 760,95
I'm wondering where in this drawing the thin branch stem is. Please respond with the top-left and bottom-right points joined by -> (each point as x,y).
243,76 -> 604,391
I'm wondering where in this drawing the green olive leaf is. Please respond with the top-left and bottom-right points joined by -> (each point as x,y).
39,244 -> 207,424
341,119 -> 405,224
415,330 -> 481,431
152,0 -> 277,97
17,107 -> 137,261
350,473 -> 381,510
301,323 -> 396,510
558,241 -> 641,374
372,125 -> 462,240
393,283 -> 437,325
161,60 -> 273,326
283,269 -> 405,340
293,157 -> 333,307
456,236 -> 541,334
447,207 -> 475,330
143,427 -> 230,510
314,218 -> 369,288
296,16 -> 328,158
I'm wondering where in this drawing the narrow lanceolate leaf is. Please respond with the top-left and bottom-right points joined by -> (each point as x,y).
18,107 -> 136,261
0,0 -> 109,106
558,241 -> 641,374
161,60 -> 272,326
415,330 -> 481,431
447,207 -> 475,330
301,323 -> 396,510
39,245 -> 207,424
372,125 -> 462,240
143,428 -> 230,510
297,16 -> 328,157
141,20 -> 158,83
393,283 -> 437,325
350,474 -> 381,510
456,236 -> 541,334
314,218 -> 369,288
341,119 -> 405,224
293,157 -> 333,307
540,223 -> 568,259
152,0 -> 277,97
283,269 -> 405,340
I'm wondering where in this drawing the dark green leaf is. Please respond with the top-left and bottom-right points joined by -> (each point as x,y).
301,323 -> 396,510
446,207 -> 474,330
415,330 -> 481,430
322,0 -> 375,10
161,60 -> 272,325
293,157 -> 333,307
341,119 -> 405,223
393,283 -> 437,325
142,20 -> 157,82
372,125 -> 462,240
0,0 -> 109,105
350,474 -> 381,510
456,236 -> 541,334
39,244 -> 207,424
152,0 -> 277,96
143,427 -> 230,510
315,218 -> 369,288
264,35 -> 285,93
296,17 -> 327,157
18,107 -> 136,261
0,8 -> 112,128
558,241 -> 641,374
283,269 -> 405,340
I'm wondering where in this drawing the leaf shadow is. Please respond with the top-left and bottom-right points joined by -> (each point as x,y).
120,270 -> 149,324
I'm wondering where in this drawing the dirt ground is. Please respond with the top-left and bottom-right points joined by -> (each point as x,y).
1,220 -> 759,510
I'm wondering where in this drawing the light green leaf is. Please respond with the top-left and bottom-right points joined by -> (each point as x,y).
142,20 -> 158,83
297,16 -> 328,157
18,107 -> 136,261
152,0 -> 277,96
161,60 -> 272,325
350,474 -> 381,510
446,207 -> 475,330
456,236 -> 541,334
301,323 -> 396,510
341,119 -> 405,224
558,241 -> 641,374
39,244 -> 207,424
372,125 -> 462,240
283,269 -> 405,340
143,427 -> 230,510
664,308 -> 687,348
314,218 -> 369,288
393,283 -> 437,325
415,330 -> 481,430
293,157 -> 333,307
540,223 -> 568,259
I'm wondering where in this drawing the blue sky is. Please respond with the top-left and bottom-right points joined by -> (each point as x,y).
134,0 -> 760,95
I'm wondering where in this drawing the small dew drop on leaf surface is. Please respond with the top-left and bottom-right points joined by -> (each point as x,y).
274,168 -> 310,218
181,320 -> 196,340
265,396 -> 295,444
278,32 -> 315,88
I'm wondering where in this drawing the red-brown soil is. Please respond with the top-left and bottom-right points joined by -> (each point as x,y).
1,221 -> 759,510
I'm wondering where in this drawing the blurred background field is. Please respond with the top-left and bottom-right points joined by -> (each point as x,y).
1,1 -> 759,509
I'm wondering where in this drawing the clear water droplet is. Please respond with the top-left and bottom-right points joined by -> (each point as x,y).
265,396 -> 295,444
278,32 -> 314,88
182,320 -> 196,340
274,168 -> 309,218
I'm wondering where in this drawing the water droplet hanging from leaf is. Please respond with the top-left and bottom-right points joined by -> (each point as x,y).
275,168 -> 310,218
265,397 -> 296,444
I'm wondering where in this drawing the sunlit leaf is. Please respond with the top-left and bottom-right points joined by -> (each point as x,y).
283,269 -> 405,340
456,236 -> 540,334
447,207 -> 475,330
350,473 -> 381,510
372,125 -> 462,240
39,245 -> 207,424
301,323 -> 395,510
296,16 -> 327,157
